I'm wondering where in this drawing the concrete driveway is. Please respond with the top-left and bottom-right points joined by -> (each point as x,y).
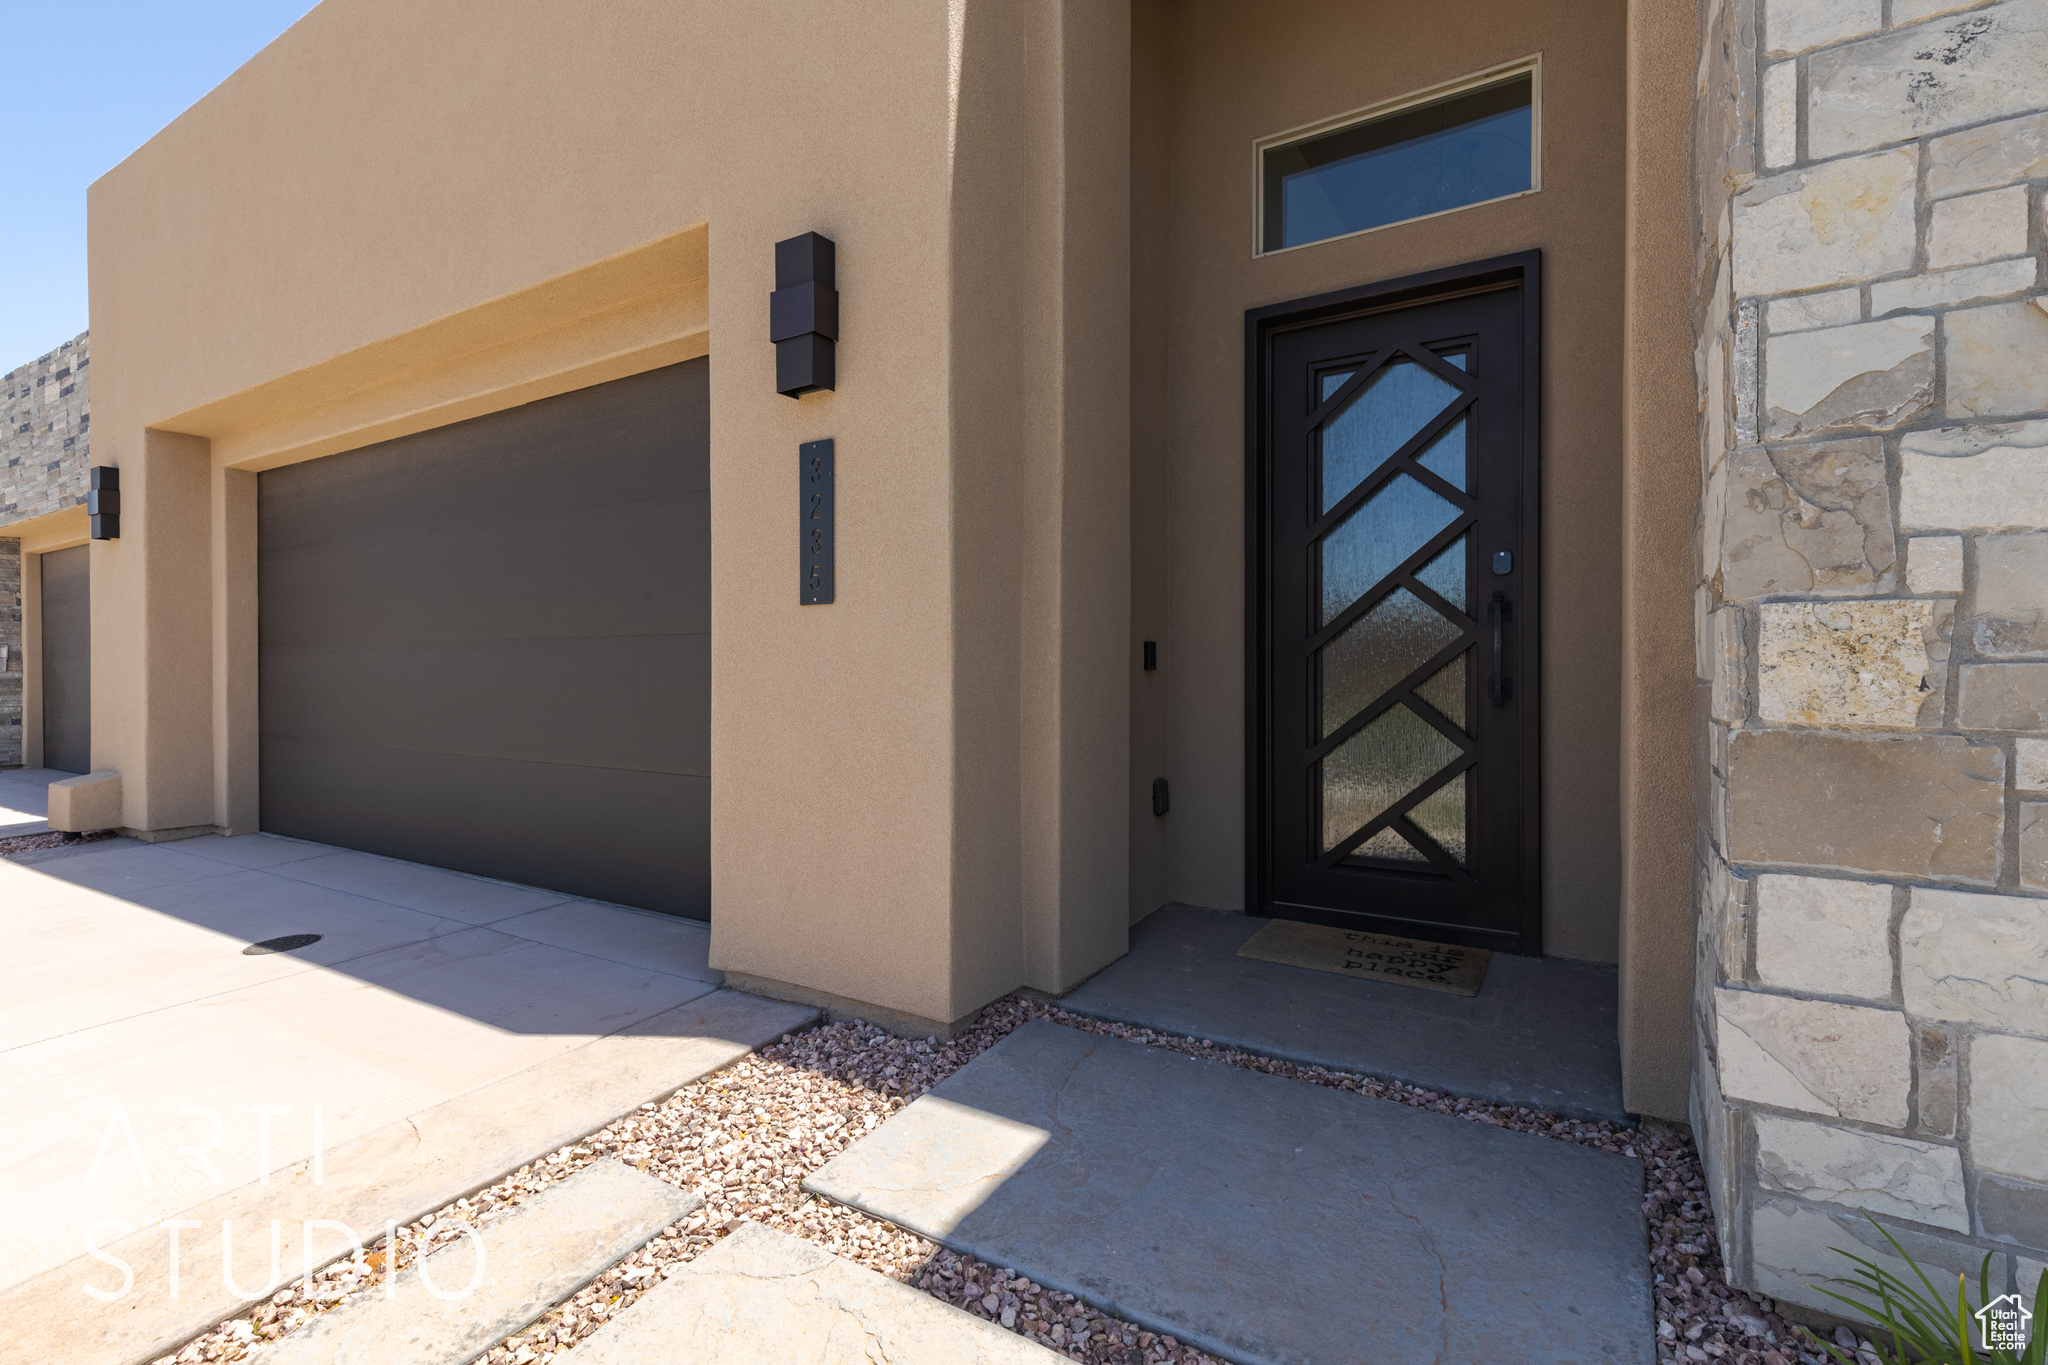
0,766 -> 63,836
0,831 -> 810,1365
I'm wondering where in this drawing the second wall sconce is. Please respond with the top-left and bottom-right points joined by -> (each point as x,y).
771,232 -> 838,398
88,466 -> 120,539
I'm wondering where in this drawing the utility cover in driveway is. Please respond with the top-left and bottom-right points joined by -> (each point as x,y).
806,1020 -> 1653,1365
257,360 -> 709,916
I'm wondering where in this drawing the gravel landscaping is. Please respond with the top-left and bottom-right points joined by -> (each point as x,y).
145,993 -> 1827,1365
0,829 -> 113,858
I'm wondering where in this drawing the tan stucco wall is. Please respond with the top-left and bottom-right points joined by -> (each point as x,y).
1130,0 -> 1630,961
88,0 -> 1130,1029
1619,0 -> 1704,1120
1128,0 -> 1174,922
85,0 -> 1699,1078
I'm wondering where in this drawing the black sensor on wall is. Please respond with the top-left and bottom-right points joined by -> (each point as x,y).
87,466 -> 120,539
771,232 -> 838,397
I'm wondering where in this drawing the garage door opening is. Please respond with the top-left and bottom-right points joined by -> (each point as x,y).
40,543 -> 92,775
257,359 -> 710,917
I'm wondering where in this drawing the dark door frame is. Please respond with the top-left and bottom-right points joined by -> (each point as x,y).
1244,250 -> 1544,953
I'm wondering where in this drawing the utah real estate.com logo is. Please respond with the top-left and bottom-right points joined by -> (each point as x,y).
1977,1292 -> 2033,1353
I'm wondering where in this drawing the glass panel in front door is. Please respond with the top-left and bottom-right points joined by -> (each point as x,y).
1262,282 -> 1533,950
1315,352 -> 1476,870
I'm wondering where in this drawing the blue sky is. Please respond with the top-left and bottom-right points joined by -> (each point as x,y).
0,0 -> 320,371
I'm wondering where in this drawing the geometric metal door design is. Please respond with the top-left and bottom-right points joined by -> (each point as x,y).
1249,256 -> 1541,952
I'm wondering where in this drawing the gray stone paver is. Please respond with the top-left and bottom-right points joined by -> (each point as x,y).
266,1160 -> 701,1365
807,1019 -> 1652,1365
1059,903 -> 1628,1122
575,1221 -> 1061,1364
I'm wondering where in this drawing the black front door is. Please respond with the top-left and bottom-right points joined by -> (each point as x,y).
1249,256 -> 1540,953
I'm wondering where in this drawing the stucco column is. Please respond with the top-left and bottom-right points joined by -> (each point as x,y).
1619,0 -> 1704,1121
1013,0 -> 1133,994
709,0 -> 1131,1032
89,425 -> 215,834
211,464 -> 258,833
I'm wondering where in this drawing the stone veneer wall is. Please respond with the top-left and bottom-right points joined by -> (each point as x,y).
0,329 -> 91,767
1692,0 -> 2048,1321
2,330 -> 91,523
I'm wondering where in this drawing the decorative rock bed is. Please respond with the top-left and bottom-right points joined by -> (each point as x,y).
0,829 -> 113,858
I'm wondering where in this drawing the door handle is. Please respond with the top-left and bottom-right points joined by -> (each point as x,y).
1488,591 -> 1513,706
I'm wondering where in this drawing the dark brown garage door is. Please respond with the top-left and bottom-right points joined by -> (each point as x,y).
258,360 -> 709,917
40,543 -> 91,774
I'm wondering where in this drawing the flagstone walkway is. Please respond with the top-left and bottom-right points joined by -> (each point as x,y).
806,1018 -> 1654,1364
576,1222 -> 1065,1364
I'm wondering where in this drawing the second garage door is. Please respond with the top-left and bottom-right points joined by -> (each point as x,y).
258,360 -> 709,917
39,544 -> 92,774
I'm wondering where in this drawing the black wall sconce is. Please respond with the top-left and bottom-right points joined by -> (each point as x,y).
87,466 -> 119,539
771,232 -> 838,397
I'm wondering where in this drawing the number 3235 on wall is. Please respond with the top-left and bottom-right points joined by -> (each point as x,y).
800,438 -> 835,605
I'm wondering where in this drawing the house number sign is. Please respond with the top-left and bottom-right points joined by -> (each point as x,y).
800,438 -> 834,604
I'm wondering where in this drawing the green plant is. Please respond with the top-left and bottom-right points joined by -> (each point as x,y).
1801,1214 -> 2044,1365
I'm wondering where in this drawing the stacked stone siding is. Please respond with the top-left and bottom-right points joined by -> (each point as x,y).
0,328 -> 91,767
2,330 -> 91,524
1694,0 -> 2048,1318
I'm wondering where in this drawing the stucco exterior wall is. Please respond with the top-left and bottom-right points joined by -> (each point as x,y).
78,0 -> 1706,1103
87,0 -> 1130,1028
1129,0 -> 1631,963
1619,0 -> 1712,1128
1692,0 -> 2048,1314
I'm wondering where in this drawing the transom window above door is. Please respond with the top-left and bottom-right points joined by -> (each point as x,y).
1257,59 -> 1540,255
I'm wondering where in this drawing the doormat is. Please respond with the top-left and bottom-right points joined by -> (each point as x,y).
1236,920 -> 1490,997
